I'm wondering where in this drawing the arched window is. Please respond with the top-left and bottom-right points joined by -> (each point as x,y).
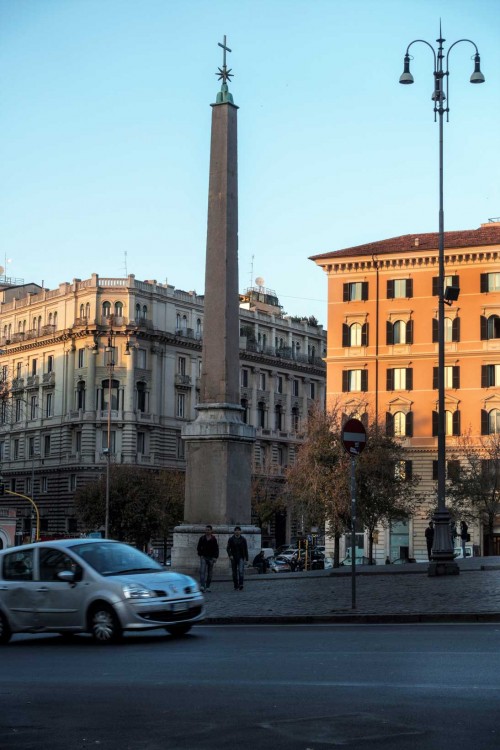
37,316 -> 42,335
142,305 -> 148,320
102,378 -> 119,411
32,316 -> 37,331
136,382 -> 147,413
393,411 -> 406,436
80,304 -> 85,318
196,318 -> 202,338
350,322 -> 362,347
444,317 -> 453,342
48,313 -> 53,325
136,303 -> 141,321
182,314 -> 187,330
22,320 -> 26,333
85,302 -> 91,319
76,380 -> 86,411
487,315 -> 500,340
18,321 -> 23,332
393,320 -> 406,345
114,302 -> 123,317
488,409 -> 500,434
102,301 -> 111,318
53,312 -> 58,329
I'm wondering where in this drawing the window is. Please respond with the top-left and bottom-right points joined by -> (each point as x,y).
137,431 -> 146,454
432,317 -> 460,343
387,368 -> 412,391
31,359 -> 37,376
78,348 -> 85,368
432,275 -> 459,296
114,301 -> 123,317
310,382 -> 316,399
241,369 -> 249,388
47,355 -> 54,373
275,405 -> 283,431
45,392 -> 53,417
178,356 -> 186,375
102,301 -> 111,318
241,398 -> 248,423
137,304 -> 142,321
75,431 -> 82,453
387,278 -> 413,299
343,282 -> 368,301
481,408 -> 500,435
432,460 -> 461,481
102,378 -> 119,411
257,401 -> 266,429
342,369 -> 367,392
3,549 -> 34,581
432,366 -> 459,389
276,375 -> 283,394
69,475 -> 77,492
1,365 -> 7,382
28,436 -> 35,457
259,372 -> 266,390
44,435 -> 51,456
0,441 -> 4,461
386,411 -> 413,437
15,399 -> 22,421
394,460 -> 413,481
291,407 -> 299,432
103,430 -> 116,452
77,381 -> 86,410
386,319 -> 414,345
16,362 -> 22,378
292,379 -> 299,397
177,434 -> 185,459
30,395 -> 38,419
432,410 -> 460,436
41,477 -> 48,493
481,273 -> 500,292
482,364 -> 500,387
176,393 -> 186,419
13,439 -> 19,459
136,349 -> 146,369
342,321 -> 369,348
136,382 -> 146,412
481,315 -> 500,341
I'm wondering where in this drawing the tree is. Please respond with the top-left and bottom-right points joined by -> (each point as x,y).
355,427 -> 421,563
251,469 -> 287,531
284,402 -> 351,566
447,432 -> 500,555
74,466 -> 184,550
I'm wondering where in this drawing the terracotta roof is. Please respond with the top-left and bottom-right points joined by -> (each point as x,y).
310,224 -> 500,262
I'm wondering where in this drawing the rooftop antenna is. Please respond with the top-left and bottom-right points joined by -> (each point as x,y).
122,251 -> 128,276
249,254 -> 254,288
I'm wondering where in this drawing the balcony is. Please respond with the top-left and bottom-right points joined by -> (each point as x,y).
175,373 -> 192,388
26,375 -> 39,389
42,372 -> 55,387
12,378 -> 24,391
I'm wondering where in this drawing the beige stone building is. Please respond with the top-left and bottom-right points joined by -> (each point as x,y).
312,221 -> 500,562
0,274 -> 326,550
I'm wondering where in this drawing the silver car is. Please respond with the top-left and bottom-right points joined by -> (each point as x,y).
0,539 -> 205,644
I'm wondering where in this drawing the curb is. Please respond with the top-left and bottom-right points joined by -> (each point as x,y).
204,612 -> 500,625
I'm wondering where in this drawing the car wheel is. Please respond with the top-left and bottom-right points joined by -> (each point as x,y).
89,604 -> 122,644
165,623 -> 192,637
0,611 -> 12,644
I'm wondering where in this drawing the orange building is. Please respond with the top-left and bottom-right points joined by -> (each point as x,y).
312,221 -> 500,562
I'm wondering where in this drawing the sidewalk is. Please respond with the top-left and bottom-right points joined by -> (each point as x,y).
202,556 -> 500,624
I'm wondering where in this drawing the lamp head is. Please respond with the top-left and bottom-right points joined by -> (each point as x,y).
470,53 -> 485,84
399,54 -> 414,84
444,285 -> 460,305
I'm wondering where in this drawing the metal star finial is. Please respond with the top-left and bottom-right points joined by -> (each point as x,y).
216,35 -> 234,85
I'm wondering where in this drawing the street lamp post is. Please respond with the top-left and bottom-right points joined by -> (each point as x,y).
399,24 -> 485,576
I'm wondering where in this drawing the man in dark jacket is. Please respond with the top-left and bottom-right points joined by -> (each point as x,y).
197,525 -> 219,592
226,526 -> 248,590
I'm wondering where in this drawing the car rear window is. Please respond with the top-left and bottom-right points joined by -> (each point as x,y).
2,549 -> 34,581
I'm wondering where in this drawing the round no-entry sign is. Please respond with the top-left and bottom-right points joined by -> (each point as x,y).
341,418 -> 367,456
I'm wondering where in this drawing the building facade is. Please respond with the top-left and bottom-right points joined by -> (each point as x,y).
0,274 -> 326,550
312,221 -> 500,562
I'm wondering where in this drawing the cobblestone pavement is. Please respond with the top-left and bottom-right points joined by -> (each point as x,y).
202,557 -> 500,623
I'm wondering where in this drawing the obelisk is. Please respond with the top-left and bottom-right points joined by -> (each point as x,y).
171,37 -> 259,572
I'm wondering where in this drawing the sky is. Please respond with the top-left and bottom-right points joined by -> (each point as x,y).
1,0 -> 499,327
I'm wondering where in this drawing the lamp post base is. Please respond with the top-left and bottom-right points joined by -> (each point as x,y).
427,508 -> 460,576
428,560 -> 460,577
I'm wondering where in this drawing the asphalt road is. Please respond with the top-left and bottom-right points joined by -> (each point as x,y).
2,623 -> 500,750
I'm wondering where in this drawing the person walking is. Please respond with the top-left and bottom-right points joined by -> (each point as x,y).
425,521 -> 434,561
460,521 -> 469,559
197,525 -> 219,592
227,526 -> 248,590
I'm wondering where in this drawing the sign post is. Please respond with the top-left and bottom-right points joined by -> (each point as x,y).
341,419 -> 367,609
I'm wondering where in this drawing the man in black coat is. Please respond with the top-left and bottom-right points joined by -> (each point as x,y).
197,525 -> 219,592
226,526 -> 248,590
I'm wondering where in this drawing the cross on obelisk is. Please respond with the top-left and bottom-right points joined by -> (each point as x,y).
171,36 -> 259,573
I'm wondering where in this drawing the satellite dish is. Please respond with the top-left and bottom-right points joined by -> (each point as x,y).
255,276 -> 265,287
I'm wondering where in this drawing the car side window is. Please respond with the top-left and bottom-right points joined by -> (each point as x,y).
39,548 -> 83,582
3,549 -> 34,580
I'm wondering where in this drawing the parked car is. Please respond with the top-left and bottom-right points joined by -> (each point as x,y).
0,539 -> 205,644
453,545 -> 474,559
341,555 -> 374,566
268,556 -> 292,573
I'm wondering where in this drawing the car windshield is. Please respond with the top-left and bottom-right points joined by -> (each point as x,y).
70,542 -> 163,576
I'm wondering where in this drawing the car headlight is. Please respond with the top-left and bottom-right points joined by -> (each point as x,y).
122,583 -> 157,599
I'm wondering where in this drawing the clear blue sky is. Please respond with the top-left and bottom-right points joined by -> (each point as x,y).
1,0 -> 499,326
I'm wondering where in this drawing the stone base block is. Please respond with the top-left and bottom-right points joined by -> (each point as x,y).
171,524 -> 262,578
428,560 -> 460,577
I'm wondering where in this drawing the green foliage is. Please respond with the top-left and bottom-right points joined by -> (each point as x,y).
251,472 -> 287,528
74,466 -> 184,549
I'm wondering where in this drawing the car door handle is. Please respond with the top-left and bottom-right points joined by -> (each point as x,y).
36,587 -> 49,593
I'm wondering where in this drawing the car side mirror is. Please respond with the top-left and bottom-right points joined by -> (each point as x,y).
57,570 -> 76,584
